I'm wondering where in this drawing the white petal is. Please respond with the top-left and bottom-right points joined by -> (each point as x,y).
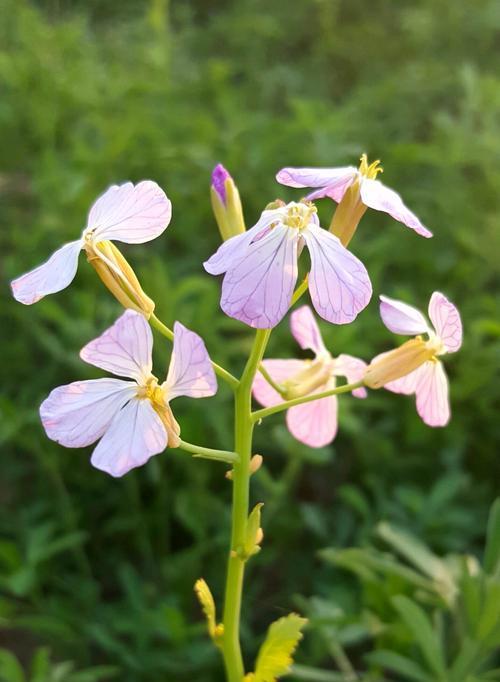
80,310 -> 153,382
334,354 -> 368,398
428,292 -> 462,353
415,360 -> 450,427
290,305 -> 327,355
303,225 -> 372,325
91,398 -> 167,477
286,380 -> 338,447
11,240 -> 82,304
88,181 -> 172,244
252,359 -> 306,407
40,378 -> 136,448
164,322 -> 217,400
379,294 -> 430,336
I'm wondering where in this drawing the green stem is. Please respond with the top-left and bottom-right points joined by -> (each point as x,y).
178,439 -> 239,464
290,275 -> 309,306
251,380 -> 364,422
222,329 -> 271,681
149,313 -> 239,390
258,362 -> 285,396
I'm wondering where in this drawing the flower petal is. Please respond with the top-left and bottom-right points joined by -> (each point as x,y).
360,178 -> 433,238
220,224 -> 298,328
290,305 -> 327,355
276,167 -> 356,202
164,322 -> 217,400
379,294 -> 430,336
11,240 -> 82,305
415,360 -> 450,427
303,224 -> 372,325
80,310 -> 152,382
252,359 -> 305,407
428,292 -> 462,353
377,354 -> 427,394
203,210 -> 278,275
40,378 -> 136,448
334,354 -> 368,398
89,181 -> 172,244
91,398 -> 167,477
286,382 -> 338,447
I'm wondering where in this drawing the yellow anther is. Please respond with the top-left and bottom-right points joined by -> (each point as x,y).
283,202 -> 317,230
359,153 -> 383,179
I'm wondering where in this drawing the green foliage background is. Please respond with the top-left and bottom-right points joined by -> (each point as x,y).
1,0 -> 499,679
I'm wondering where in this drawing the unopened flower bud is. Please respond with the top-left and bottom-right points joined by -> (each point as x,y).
211,164 -> 246,241
364,338 -> 434,389
85,240 -> 155,318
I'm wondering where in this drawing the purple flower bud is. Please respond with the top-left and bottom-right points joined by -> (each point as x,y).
212,163 -> 231,205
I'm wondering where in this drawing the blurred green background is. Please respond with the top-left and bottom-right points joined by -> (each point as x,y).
1,1 -> 500,680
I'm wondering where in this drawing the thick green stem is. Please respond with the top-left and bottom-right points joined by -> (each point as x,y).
251,380 -> 364,422
149,313 -> 239,390
222,329 -> 271,681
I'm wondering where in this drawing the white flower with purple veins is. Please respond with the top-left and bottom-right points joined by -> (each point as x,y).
253,305 -> 367,447
39,311 -> 217,477
276,154 -> 432,238
11,181 -> 171,304
204,201 -> 372,328
377,292 -> 462,426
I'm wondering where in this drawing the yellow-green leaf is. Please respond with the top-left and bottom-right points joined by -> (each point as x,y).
251,613 -> 307,682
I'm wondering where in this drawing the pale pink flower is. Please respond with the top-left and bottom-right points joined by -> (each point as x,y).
276,155 -> 432,238
39,310 -> 217,477
375,292 -> 462,426
204,201 -> 372,329
11,181 -> 171,304
252,305 -> 367,447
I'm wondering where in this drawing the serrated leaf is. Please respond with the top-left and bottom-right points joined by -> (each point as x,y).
251,613 -> 307,682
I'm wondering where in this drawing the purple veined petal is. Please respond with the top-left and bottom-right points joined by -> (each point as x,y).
428,291 -> 462,353
276,166 -> 356,189
334,354 -> 368,398
360,178 -> 433,238
80,310 -> 153,382
252,358 -> 306,408
11,240 -> 82,305
163,321 -> 217,400
415,360 -> 450,427
89,181 -> 172,244
203,209 -> 279,275
286,378 -> 338,447
290,305 -> 327,355
40,378 -> 136,448
91,397 -> 167,477
379,294 -> 430,336
220,224 -> 299,329
303,224 -> 372,325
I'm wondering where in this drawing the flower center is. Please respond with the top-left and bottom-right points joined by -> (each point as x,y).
358,153 -> 383,180
425,333 -> 446,357
282,202 -> 317,230
137,375 -> 164,404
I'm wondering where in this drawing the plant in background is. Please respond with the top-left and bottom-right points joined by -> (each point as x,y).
11,156 -> 463,681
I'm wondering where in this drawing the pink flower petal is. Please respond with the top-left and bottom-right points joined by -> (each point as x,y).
40,378 -> 136,448
91,398 -> 167,477
203,210 -> 278,275
252,359 -> 306,407
415,360 -> 450,427
379,294 -> 430,336
334,354 -> 368,398
11,240 -> 82,305
80,310 -> 153,382
428,292 -> 462,353
290,305 -> 327,355
220,224 -> 298,328
360,178 -> 433,238
88,181 -> 172,244
286,381 -> 338,447
304,224 -> 372,325
276,167 -> 357,203
164,322 -> 217,400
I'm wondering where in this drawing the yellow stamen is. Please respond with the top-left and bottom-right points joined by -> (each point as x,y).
359,153 -> 384,179
137,377 -> 181,447
283,202 -> 317,231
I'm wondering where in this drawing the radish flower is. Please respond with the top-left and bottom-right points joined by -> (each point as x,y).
11,181 -> 171,306
368,292 -> 462,427
204,201 -> 372,329
276,154 -> 432,243
40,310 -> 217,477
252,305 -> 367,447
